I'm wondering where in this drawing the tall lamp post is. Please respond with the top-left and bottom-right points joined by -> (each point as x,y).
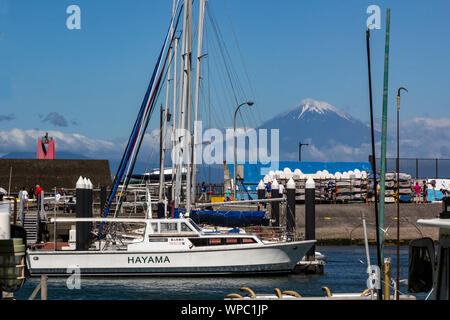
299,141 -> 309,162
233,101 -> 254,199
396,86 -> 407,300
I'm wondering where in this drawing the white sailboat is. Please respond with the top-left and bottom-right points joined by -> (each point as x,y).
26,0 -> 316,277
27,217 -> 315,276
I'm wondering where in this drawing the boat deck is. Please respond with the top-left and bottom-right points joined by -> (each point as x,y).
29,242 -> 69,251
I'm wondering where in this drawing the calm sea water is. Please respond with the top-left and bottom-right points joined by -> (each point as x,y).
14,246 -> 426,300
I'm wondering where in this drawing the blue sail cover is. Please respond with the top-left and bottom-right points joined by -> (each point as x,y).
174,209 -> 269,227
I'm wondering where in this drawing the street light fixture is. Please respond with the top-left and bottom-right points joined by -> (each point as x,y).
396,86 -> 407,300
299,141 -> 309,162
233,101 -> 255,199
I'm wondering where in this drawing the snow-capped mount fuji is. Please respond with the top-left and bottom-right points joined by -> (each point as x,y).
259,98 -> 378,161
279,98 -> 352,121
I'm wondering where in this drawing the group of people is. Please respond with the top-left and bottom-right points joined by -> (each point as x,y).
264,181 -> 285,198
18,184 -> 50,243
412,181 -> 429,203
18,184 -> 44,212
221,180 -> 287,203
412,181 -> 450,203
215,178 -> 450,204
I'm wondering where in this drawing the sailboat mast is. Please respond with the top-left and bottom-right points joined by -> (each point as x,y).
159,0 -> 176,205
191,0 -> 207,205
366,28 -> 383,301
185,0 -> 193,213
379,8 -> 391,263
171,36 -> 179,202
175,0 -> 188,208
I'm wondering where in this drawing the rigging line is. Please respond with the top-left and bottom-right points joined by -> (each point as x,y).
203,77 -> 226,129
205,4 -> 258,130
199,86 -> 223,133
113,39 -> 170,215
205,34 -> 240,124
144,38 -> 178,166
206,19 -> 251,134
106,1 -> 184,208
115,46 -> 173,217
101,2 -> 183,225
221,0 -> 263,127
207,42 -> 234,127
115,1 -> 184,193
208,38 -> 243,128
206,10 -> 251,125
206,5 -> 239,106
103,44 -> 165,221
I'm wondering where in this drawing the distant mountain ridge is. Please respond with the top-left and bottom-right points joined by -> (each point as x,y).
258,98 -> 380,161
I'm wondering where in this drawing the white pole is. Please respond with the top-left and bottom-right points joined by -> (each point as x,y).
159,0 -> 176,203
175,0 -> 188,208
191,0 -> 206,206
171,36 -> 179,202
8,167 -> 12,196
185,0 -> 193,213
362,211 -> 372,268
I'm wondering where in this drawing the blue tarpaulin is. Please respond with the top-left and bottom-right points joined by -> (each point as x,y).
174,208 -> 269,227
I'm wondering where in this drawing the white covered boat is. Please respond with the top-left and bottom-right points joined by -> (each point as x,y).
26,217 -> 315,276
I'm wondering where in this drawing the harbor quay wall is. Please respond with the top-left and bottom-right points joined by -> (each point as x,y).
0,159 -> 112,193
293,203 -> 440,245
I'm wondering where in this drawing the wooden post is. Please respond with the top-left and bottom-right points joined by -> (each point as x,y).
383,258 -> 392,300
41,275 -> 48,300
305,176 -> 315,261
271,180 -> 280,227
75,177 -> 86,251
257,180 -> 265,211
286,178 -> 296,235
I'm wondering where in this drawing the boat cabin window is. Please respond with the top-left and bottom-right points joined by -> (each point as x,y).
188,237 -> 256,247
160,222 -> 178,233
151,222 -> 159,233
180,222 -> 193,232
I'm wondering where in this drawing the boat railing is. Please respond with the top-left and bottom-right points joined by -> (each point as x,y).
244,226 -> 302,242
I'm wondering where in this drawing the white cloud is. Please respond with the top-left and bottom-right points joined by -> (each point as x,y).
0,128 -> 121,158
2,116 -> 449,164
296,117 -> 450,162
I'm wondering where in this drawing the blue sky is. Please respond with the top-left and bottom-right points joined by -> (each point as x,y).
1,0 -> 450,160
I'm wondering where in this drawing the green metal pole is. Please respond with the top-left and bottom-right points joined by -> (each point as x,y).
379,8 -> 391,262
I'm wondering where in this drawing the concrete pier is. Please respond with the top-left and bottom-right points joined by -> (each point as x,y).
294,202 -> 441,244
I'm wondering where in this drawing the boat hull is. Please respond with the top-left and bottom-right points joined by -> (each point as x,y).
26,240 -> 315,276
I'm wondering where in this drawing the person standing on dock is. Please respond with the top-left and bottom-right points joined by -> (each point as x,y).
19,186 -> 29,226
226,187 -> 232,201
19,187 -> 29,210
28,186 -> 35,201
413,181 -> 421,204
278,181 -> 285,198
55,190 -> 62,210
376,183 -> 380,201
35,185 -> 43,212
265,181 -> 272,199
422,180 -> 428,203
199,182 -> 207,202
